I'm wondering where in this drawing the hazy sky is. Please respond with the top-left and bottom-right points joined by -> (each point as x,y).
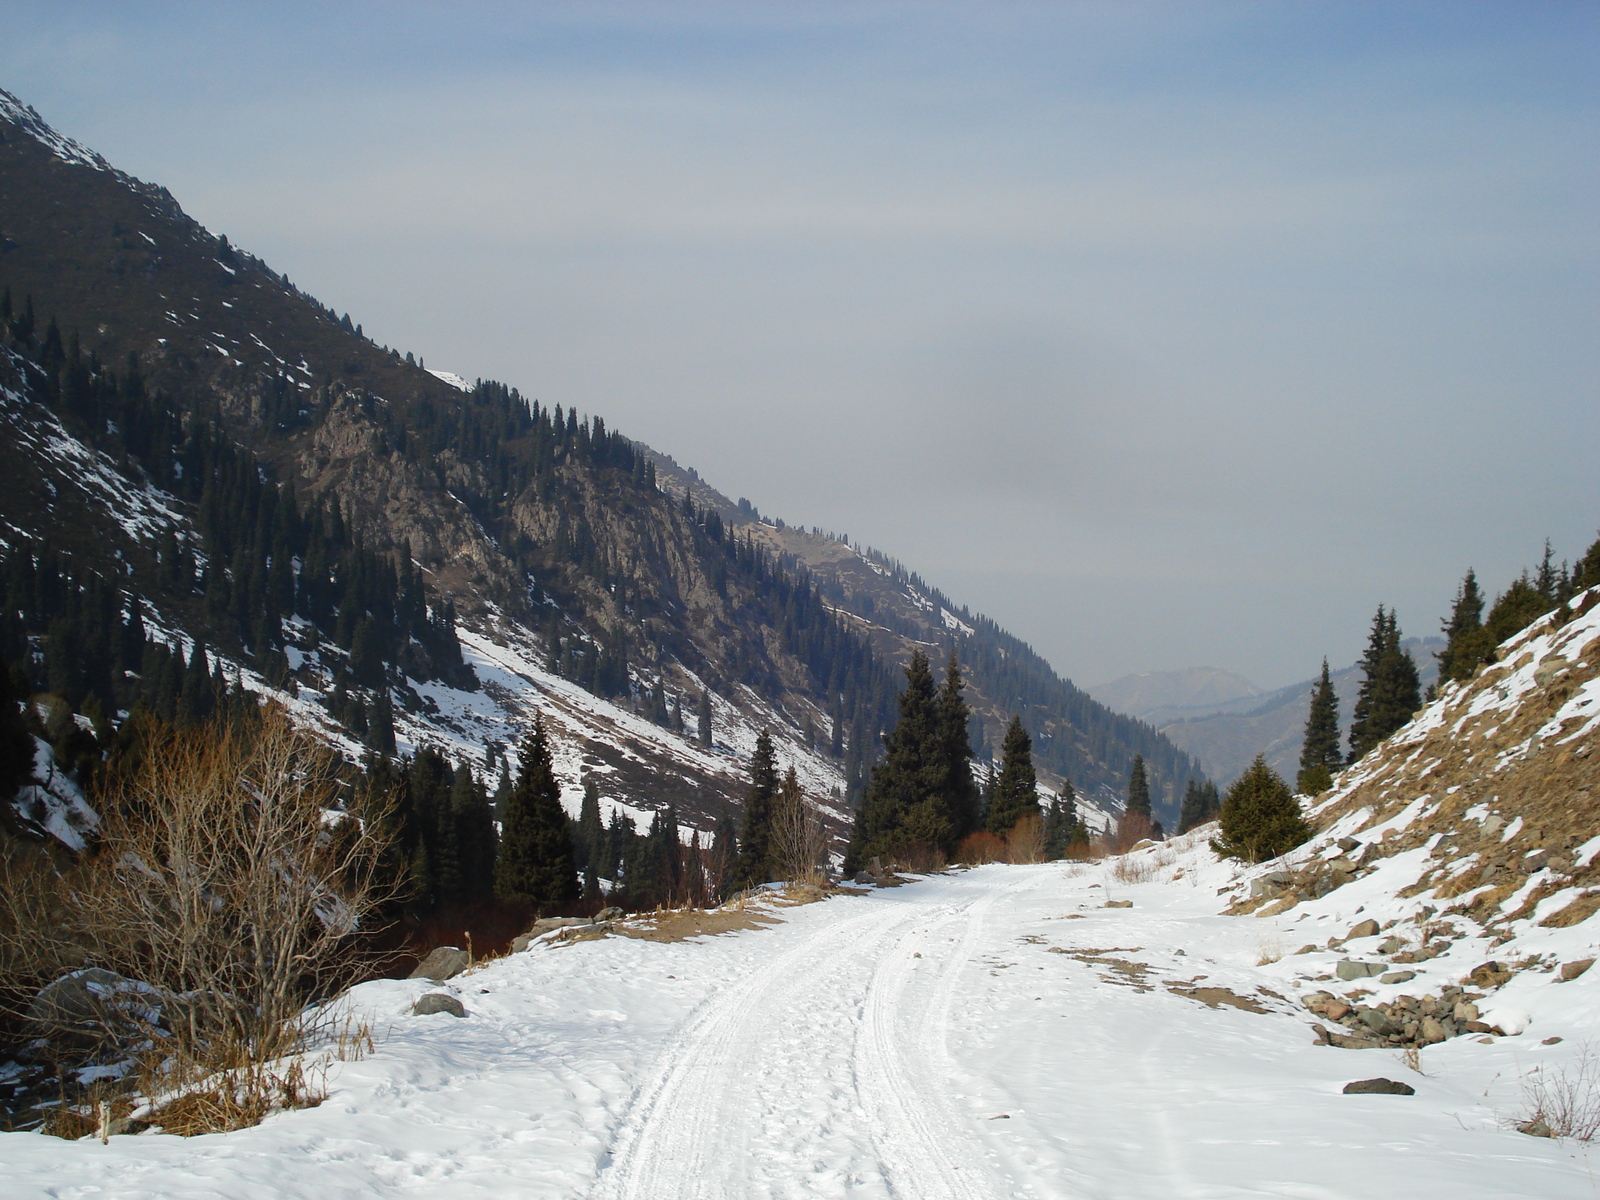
4,2 -> 1596,689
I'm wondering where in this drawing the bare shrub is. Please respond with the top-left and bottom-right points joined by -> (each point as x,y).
1517,1044 -> 1600,1140
889,841 -> 947,874
1005,813 -> 1046,864
1,706 -> 395,1132
1256,936 -> 1283,966
956,831 -> 1006,865
769,768 -> 829,884
1109,810 -> 1156,856
1110,856 -> 1158,885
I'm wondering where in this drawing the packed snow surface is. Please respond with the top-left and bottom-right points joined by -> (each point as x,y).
8,841 -> 1596,1198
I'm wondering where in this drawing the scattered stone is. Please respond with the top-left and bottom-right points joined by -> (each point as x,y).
1343,1078 -> 1415,1095
409,946 -> 471,982
412,993 -> 466,1018
1418,1016 -> 1448,1044
1358,1008 -> 1399,1038
853,872 -> 876,885
1380,970 -> 1416,985
1337,837 -> 1361,853
1347,919 -> 1381,940
1543,1036 -> 1565,1045
1104,899 -> 1134,908
1378,936 -> 1408,955
1559,958 -> 1594,982
597,906 -> 625,921
1295,944 -> 1317,955
1464,1021 -> 1493,1034
1336,960 -> 1386,981
1453,1000 -> 1480,1023
1518,1117 -> 1555,1138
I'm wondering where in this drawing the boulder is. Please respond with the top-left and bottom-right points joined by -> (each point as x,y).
1104,899 -> 1134,909
409,946 -> 471,982
1347,919 -> 1380,940
1378,936 -> 1408,955
1559,958 -> 1594,982
1380,970 -> 1416,985
1336,960 -> 1386,981
1453,1000 -> 1480,1023
596,907 -> 625,921
852,872 -> 876,885
1337,837 -> 1361,853
25,968 -> 173,1058
1418,1016 -> 1448,1044
412,993 -> 466,1018
1343,1078 -> 1415,1095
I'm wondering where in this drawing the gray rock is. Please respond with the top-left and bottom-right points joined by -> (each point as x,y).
1336,960 -> 1386,981
409,946 -> 471,982
1453,1000 -> 1480,1023
511,932 -> 539,954
1343,1078 -> 1415,1095
25,968 -> 175,1058
1378,936 -> 1408,955
1337,837 -> 1361,853
1380,970 -> 1416,985
853,872 -> 876,885
1560,958 -> 1595,982
1358,1008 -> 1399,1037
412,993 -> 466,1018
1419,1016 -> 1448,1044
596,907 -> 625,921
1347,919 -> 1380,940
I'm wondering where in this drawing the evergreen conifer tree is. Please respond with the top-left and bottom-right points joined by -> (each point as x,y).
1436,569 -> 1488,686
697,690 -> 713,748
1347,607 -> 1421,763
1126,755 -> 1151,818
1297,659 -> 1341,794
495,717 -> 579,910
575,777 -> 603,872
1042,786 -> 1080,859
1211,755 -> 1312,863
846,651 -> 944,869
732,730 -> 779,888
986,716 -> 1040,835
935,652 -> 981,843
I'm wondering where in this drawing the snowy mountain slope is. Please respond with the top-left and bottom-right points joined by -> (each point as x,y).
6,856 -> 1594,1198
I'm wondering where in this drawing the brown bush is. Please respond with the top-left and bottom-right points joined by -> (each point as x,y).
1,705 -> 395,1132
1005,813 -> 1046,864
956,831 -> 1006,865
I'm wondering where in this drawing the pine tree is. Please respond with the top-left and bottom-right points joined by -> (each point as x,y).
986,715 -> 1040,835
495,717 -> 579,910
1347,606 -> 1420,763
1126,755 -> 1151,818
575,777 -> 603,872
697,690 -> 713,748
732,730 -> 779,888
846,651 -> 944,868
1297,659 -> 1340,794
935,652 -> 980,843
1042,785 -> 1080,859
1211,755 -> 1312,863
1436,569 -> 1489,686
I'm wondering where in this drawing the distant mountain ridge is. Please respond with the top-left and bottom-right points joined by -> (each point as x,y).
1146,639 -> 1444,785
0,86 -> 1205,838
1086,667 -> 1264,724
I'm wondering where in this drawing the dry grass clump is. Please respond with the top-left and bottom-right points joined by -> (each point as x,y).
1110,856 -> 1160,885
1517,1045 -> 1600,1140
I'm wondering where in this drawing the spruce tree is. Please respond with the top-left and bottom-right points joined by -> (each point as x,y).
846,650 -> 944,868
495,716 -> 580,910
986,716 -> 1040,835
1211,755 -> 1312,863
697,690 -> 713,748
934,652 -> 980,843
1042,786 -> 1080,859
732,730 -> 780,888
1436,569 -> 1488,686
1126,755 -> 1151,818
575,777 -> 603,872
1347,607 -> 1420,763
1297,659 -> 1341,794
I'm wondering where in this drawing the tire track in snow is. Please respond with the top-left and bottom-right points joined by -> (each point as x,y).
591,899 -> 924,1200
853,869 -> 1049,1200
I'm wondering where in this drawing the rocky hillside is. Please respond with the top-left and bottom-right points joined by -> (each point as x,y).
0,86 -> 1203,841
1214,584 -> 1600,1054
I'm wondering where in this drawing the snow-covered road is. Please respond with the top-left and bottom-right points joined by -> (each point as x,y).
6,848 -> 1598,1197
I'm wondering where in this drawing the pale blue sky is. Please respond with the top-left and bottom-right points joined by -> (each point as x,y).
4,2 -> 1596,687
